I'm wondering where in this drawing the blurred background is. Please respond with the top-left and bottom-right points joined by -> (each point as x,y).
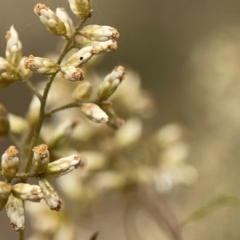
1,0 -> 240,239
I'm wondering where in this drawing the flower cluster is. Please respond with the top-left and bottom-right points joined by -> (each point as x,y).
0,145 -> 81,231
0,0 -> 197,239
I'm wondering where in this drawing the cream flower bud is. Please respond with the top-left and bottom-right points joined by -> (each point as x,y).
1,146 -> 19,181
48,120 -> 79,147
34,3 -> 67,36
0,104 -> 10,137
98,66 -> 126,101
44,155 -> 81,178
32,144 -> 49,174
60,65 -> 84,82
80,25 -> 119,42
93,39 -> 118,53
0,182 -> 12,211
72,81 -> 92,101
65,46 -> 97,67
12,183 -> 43,202
0,182 -> 12,200
38,178 -> 61,211
6,194 -> 25,231
9,113 -> 28,135
68,0 -> 92,19
81,103 -> 109,123
5,25 -> 22,66
24,55 -> 59,75
0,57 -> 19,88
17,57 -> 32,78
56,8 -> 75,38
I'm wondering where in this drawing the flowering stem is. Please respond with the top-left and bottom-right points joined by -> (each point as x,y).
45,102 -> 82,116
19,229 -> 24,240
23,18 -> 88,173
21,77 -> 42,101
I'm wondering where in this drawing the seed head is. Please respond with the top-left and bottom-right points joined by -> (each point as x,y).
60,65 -> 84,82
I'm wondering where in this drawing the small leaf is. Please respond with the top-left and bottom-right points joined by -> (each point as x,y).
178,194 -> 240,230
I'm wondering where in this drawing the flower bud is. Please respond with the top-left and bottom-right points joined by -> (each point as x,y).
68,0 -> 92,19
24,55 -> 59,75
98,66 -> 126,101
38,178 -> 61,211
99,104 -> 123,129
56,8 -> 75,38
8,113 -> 28,135
72,81 -> 92,101
0,182 -> 12,211
5,25 -> 22,66
60,65 -> 84,82
1,146 -> 19,181
34,3 -> 67,36
65,46 -> 97,67
48,120 -> 79,148
80,25 -> 119,42
93,39 -> 118,53
81,103 -> 109,123
0,57 -> 19,88
0,104 -> 10,137
17,57 -> 32,78
44,155 -> 81,178
32,144 -> 49,174
0,182 -> 12,200
12,183 -> 43,202
6,194 -> 25,231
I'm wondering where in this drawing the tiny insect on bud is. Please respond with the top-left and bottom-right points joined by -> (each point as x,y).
65,46 -> 98,67
72,81 -> 92,101
12,183 -> 44,202
1,146 -> 19,181
5,25 -> 22,67
38,178 -> 62,211
97,66 -> 126,101
68,0 -> 92,19
80,25 -> 120,42
24,55 -> 59,75
56,8 -> 75,38
81,103 -> 109,123
0,57 -> 19,88
44,155 -> 81,178
0,104 -> 10,137
0,182 -> 12,211
6,194 -> 25,231
32,144 -> 50,174
60,65 -> 84,82
34,3 -> 67,37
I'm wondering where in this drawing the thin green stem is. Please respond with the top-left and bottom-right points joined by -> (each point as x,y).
23,18 -> 88,173
45,102 -> 82,116
8,133 -> 21,149
21,77 -> 42,101
19,229 -> 24,240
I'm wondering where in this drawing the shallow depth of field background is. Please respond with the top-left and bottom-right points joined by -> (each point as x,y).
1,0 -> 240,239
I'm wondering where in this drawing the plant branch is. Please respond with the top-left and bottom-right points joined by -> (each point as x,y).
21,77 -> 42,101
23,18 -> 88,173
45,102 -> 82,116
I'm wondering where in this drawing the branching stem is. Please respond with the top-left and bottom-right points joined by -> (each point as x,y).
23,18 -> 88,173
